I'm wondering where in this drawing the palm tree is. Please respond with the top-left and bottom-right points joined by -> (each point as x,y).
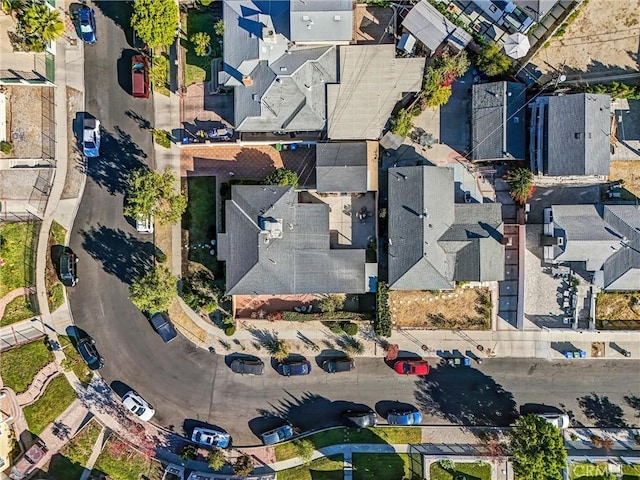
506,167 -> 534,205
22,3 -> 64,43
264,338 -> 289,361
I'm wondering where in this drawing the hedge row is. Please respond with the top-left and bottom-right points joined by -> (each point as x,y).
375,282 -> 391,337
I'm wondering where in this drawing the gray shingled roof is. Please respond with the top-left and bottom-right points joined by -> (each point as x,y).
327,45 -> 425,140
387,166 -> 505,290
290,0 -> 353,43
545,93 -> 611,176
472,82 -> 526,161
316,142 -> 368,193
513,0 -> 558,20
217,185 -> 366,294
402,0 -> 472,52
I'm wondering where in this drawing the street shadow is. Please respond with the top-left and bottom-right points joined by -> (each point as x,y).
578,393 -> 628,428
86,126 -> 146,195
415,364 -> 518,427
624,395 -> 640,418
256,392 -> 342,433
80,224 -> 154,284
117,49 -> 137,96
92,0 -> 134,32
125,110 -> 152,130
374,400 -> 417,419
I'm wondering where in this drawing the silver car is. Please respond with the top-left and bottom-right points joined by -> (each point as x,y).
82,117 -> 101,157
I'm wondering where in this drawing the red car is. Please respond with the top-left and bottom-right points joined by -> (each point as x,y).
394,360 -> 430,376
131,54 -> 149,98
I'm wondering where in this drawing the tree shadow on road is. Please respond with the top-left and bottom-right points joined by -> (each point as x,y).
92,0 -> 134,34
578,393 -> 628,428
414,364 -> 518,427
80,225 -> 153,284
624,395 -> 640,418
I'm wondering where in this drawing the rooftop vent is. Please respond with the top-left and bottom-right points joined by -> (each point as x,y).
259,217 -> 284,239
242,75 -> 253,87
574,132 -> 582,139
302,15 -> 310,21
334,15 -> 341,21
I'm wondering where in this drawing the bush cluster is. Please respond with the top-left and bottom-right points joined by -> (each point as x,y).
375,282 -> 391,337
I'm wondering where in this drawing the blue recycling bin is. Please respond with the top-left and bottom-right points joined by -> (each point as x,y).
563,351 -> 573,359
463,357 -> 471,366
579,350 -> 587,358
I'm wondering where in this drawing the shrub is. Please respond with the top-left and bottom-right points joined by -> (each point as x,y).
424,85 -> 452,108
155,251 -> 167,263
150,55 -> 169,87
224,325 -> 236,336
505,167 -> 534,205
294,439 -> 314,463
180,444 -> 197,461
214,19 -> 225,36
476,42 -> 512,76
389,108 -> 415,137
375,281 -> 392,337
152,129 -> 172,148
439,459 -> 456,471
590,434 -> 603,448
263,168 -> 298,188
265,338 -> 289,361
341,321 -> 358,336
234,455 -> 253,477
326,321 -> 343,334
200,299 -> 218,315
0,141 -> 13,154
318,294 -> 345,314
343,336 -> 364,356
207,449 -> 225,470
190,32 -> 211,57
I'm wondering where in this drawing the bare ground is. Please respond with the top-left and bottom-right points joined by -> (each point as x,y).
596,292 -> 640,320
610,161 -> 640,197
61,87 -> 85,200
389,287 -> 492,330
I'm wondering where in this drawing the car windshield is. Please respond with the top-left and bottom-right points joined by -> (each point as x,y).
79,343 -> 96,361
80,24 -> 92,32
403,363 -> 410,374
84,141 -> 95,148
276,429 -> 286,441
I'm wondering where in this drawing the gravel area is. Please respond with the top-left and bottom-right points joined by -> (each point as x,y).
0,170 -> 44,199
61,87 -> 85,200
5,86 -> 51,159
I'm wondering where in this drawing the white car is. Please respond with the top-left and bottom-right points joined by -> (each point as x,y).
122,390 -> 155,421
82,117 -> 101,157
537,413 -> 570,429
191,427 -> 231,448
135,214 -> 154,234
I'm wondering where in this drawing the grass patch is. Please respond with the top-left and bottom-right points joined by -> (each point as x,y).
181,9 -> 222,86
48,283 -> 65,312
24,375 -> 77,435
1,294 -> 37,326
181,176 -> 218,273
0,339 -> 54,393
277,455 -> 344,480
596,293 -> 640,329
152,129 -> 172,148
59,335 -> 94,387
153,46 -> 170,97
47,420 -> 102,480
92,436 -> 161,480
430,461 -> 491,480
570,461 -> 640,480
353,453 -> 422,480
274,427 -> 422,462
46,221 -> 66,312
0,222 -> 36,296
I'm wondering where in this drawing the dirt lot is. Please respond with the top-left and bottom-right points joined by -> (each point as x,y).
596,292 -> 640,320
530,0 -> 640,77
389,287 -> 491,330
610,161 -> 640,197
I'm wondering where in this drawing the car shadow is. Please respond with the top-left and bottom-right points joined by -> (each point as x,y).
315,349 -> 349,369
248,416 -> 288,441
519,403 -> 564,415
383,351 -> 423,369
64,325 -> 91,347
117,49 -> 138,98
224,353 -> 261,369
109,380 -> 133,399
270,354 -> 308,374
50,244 -> 66,279
182,419 -> 228,438
375,400 -> 417,419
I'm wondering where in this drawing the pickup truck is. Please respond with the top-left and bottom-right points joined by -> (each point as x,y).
9,440 -> 47,480
131,54 -> 149,98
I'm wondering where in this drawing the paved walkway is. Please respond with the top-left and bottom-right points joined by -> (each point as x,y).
16,362 -> 60,407
0,287 -> 34,320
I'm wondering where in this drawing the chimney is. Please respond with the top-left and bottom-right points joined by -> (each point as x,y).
242,76 -> 253,87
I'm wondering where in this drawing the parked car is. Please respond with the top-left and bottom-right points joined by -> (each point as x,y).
59,249 -> 79,287
191,427 -> 231,448
82,117 -> 100,157
77,336 -> 104,370
135,213 -> 154,234
322,357 -> 355,373
131,54 -> 149,98
261,423 -> 294,445
150,312 -> 178,343
230,358 -> 264,375
9,440 -> 47,480
394,360 -> 429,376
277,359 -> 311,376
536,413 -> 570,429
122,390 -> 155,421
78,5 -> 96,44
342,409 -> 377,428
386,408 -> 422,426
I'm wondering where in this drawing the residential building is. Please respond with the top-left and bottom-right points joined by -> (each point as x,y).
543,204 -> 640,291
315,141 -> 378,193
529,93 -> 611,176
327,44 -> 425,140
471,81 -> 527,161
387,166 -> 505,290
289,0 -> 353,44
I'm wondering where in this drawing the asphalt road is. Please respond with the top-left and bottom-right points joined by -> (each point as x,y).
68,2 -> 640,448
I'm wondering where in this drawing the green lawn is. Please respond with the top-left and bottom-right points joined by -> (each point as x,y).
572,462 -> 640,480
353,453 -> 422,480
0,222 -> 36,296
46,221 -> 66,312
92,436 -> 161,480
47,419 -> 102,480
24,375 -> 77,435
59,335 -> 94,387
0,339 -> 54,393
48,283 -> 64,312
275,427 -> 422,462
430,461 -> 491,480
181,9 -> 222,86
182,176 -> 218,273
50,220 -> 66,244
1,294 -> 37,326
277,455 -> 344,480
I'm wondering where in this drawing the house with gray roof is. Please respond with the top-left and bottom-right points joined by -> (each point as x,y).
316,142 -> 378,193
529,93 -> 611,176
544,204 -> 640,291
402,0 -> 472,54
327,45 -> 425,140
217,185 -> 368,295
387,166 -> 505,290
472,81 -> 526,161
220,0 -> 352,133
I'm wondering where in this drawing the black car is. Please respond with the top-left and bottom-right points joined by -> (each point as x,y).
150,312 -> 178,343
77,336 -> 104,370
230,358 -> 264,375
277,360 -> 311,376
322,357 -> 355,373
342,409 -> 377,428
59,249 -> 78,287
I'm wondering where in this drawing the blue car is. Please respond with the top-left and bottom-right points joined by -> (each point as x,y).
261,424 -> 294,445
277,360 -> 311,376
386,409 -> 423,426
78,6 -> 97,44
191,427 -> 231,448
150,312 -> 178,343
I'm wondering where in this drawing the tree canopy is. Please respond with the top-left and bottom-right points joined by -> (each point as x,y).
125,168 -> 186,225
390,108 -> 415,137
420,51 -> 470,108
16,2 -> 64,52
263,168 -> 299,188
509,415 -> 567,480
129,265 -> 177,313
505,167 -> 534,205
131,0 -> 179,49
476,42 -> 512,77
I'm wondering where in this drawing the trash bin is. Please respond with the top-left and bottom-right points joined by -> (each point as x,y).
463,357 -> 471,366
275,143 -> 282,151
563,351 -> 573,359
579,350 -> 587,358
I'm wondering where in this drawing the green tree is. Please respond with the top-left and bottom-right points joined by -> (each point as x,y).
389,108 -> 415,137
343,336 -> 364,356
318,294 -> 345,314
424,85 -> 452,107
207,449 -> 226,470
20,2 -> 64,49
130,266 -> 177,313
233,454 -> 254,477
150,55 -> 169,87
180,444 -> 197,461
294,439 -> 314,463
124,168 -> 187,226
131,0 -> 179,49
263,168 -> 299,188
191,32 -> 211,57
505,167 -> 534,205
509,415 -> 567,480
264,338 -> 289,361
214,19 -> 225,36
476,42 -> 512,76
420,51 -> 470,107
